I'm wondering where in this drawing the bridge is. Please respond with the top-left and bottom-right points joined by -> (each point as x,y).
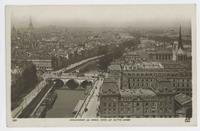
12,55 -> 104,118
47,73 -> 97,88
54,55 -> 104,74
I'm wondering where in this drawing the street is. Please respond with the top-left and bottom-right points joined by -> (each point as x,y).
76,77 -> 104,118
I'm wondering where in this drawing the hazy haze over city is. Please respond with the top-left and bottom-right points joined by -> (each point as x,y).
10,5 -> 194,29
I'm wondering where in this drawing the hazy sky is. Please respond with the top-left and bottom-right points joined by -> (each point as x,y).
8,5 -> 195,28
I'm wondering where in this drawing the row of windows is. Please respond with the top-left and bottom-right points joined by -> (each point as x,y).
103,103 -> 117,107
125,72 -> 190,77
102,106 -> 173,114
125,82 -> 191,88
153,54 -> 172,60
102,100 -> 174,107
100,115 -> 174,118
129,83 -> 151,87
103,108 -> 117,112
128,78 -> 191,83
177,88 -> 191,91
100,111 -> 175,117
111,102 -> 162,107
171,79 -> 191,82
173,83 -> 191,87
130,79 -> 154,82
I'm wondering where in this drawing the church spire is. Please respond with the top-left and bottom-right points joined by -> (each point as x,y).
178,25 -> 183,50
29,16 -> 33,30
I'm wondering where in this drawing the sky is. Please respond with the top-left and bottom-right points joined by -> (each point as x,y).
8,5 -> 195,28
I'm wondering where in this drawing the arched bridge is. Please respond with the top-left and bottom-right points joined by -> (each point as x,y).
46,73 -> 97,89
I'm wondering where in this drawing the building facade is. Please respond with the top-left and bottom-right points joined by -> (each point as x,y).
99,78 -> 175,118
120,62 -> 192,96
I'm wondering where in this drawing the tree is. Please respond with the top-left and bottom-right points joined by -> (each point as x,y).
51,55 -> 58,70
11,61 -> 38,109
98,54 -> 112,71
21,62 -> 38,90
66,79 -> 79,89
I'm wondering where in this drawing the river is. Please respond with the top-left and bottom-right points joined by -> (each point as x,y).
45,89 -> 86,118
45,60 -> 100,118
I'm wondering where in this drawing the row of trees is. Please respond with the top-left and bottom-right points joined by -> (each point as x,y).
51,45 -> 110,71
51,37 -> 139,71
98,39 -> 139,71
11,61 -> 38,110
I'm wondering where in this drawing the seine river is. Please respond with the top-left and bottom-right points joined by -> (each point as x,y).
45,89 -> 86,118
46,60 -> 99,118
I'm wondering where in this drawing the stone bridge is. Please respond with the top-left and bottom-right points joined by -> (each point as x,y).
46,73 -> 97,88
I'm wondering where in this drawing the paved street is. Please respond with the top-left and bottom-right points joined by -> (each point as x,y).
76,77 -> 104,118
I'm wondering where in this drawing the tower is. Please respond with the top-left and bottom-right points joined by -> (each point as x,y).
27,16 -> 36,48
178,25 -> 183,50
177,25 -> 184,56
28,16 -> 33,30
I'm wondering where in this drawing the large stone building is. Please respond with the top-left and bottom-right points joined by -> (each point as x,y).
148,49 -> 173,62
99,25 -> 192,118
120,61 -> 192,96
99,78 -> 176,118
28,59 -> 53,72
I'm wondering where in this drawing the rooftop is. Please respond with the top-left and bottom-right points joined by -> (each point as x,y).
151,80 -> 176,94
123,62 -> 164,70
120,88 -> 156,97
149,48 -> 172,54
100,81 -> 119,95
175,93 -> 192,106
108,64 -> 121,71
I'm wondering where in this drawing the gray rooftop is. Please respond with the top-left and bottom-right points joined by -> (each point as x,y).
175,93 -> 192,106
120,88 -> 156,97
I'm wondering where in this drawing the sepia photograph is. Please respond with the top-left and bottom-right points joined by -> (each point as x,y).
5,4 -> 197,126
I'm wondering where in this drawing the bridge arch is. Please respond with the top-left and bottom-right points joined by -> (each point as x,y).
53,79 -> 64,88
80,80 -> 93,89
65,79 -> 79,89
